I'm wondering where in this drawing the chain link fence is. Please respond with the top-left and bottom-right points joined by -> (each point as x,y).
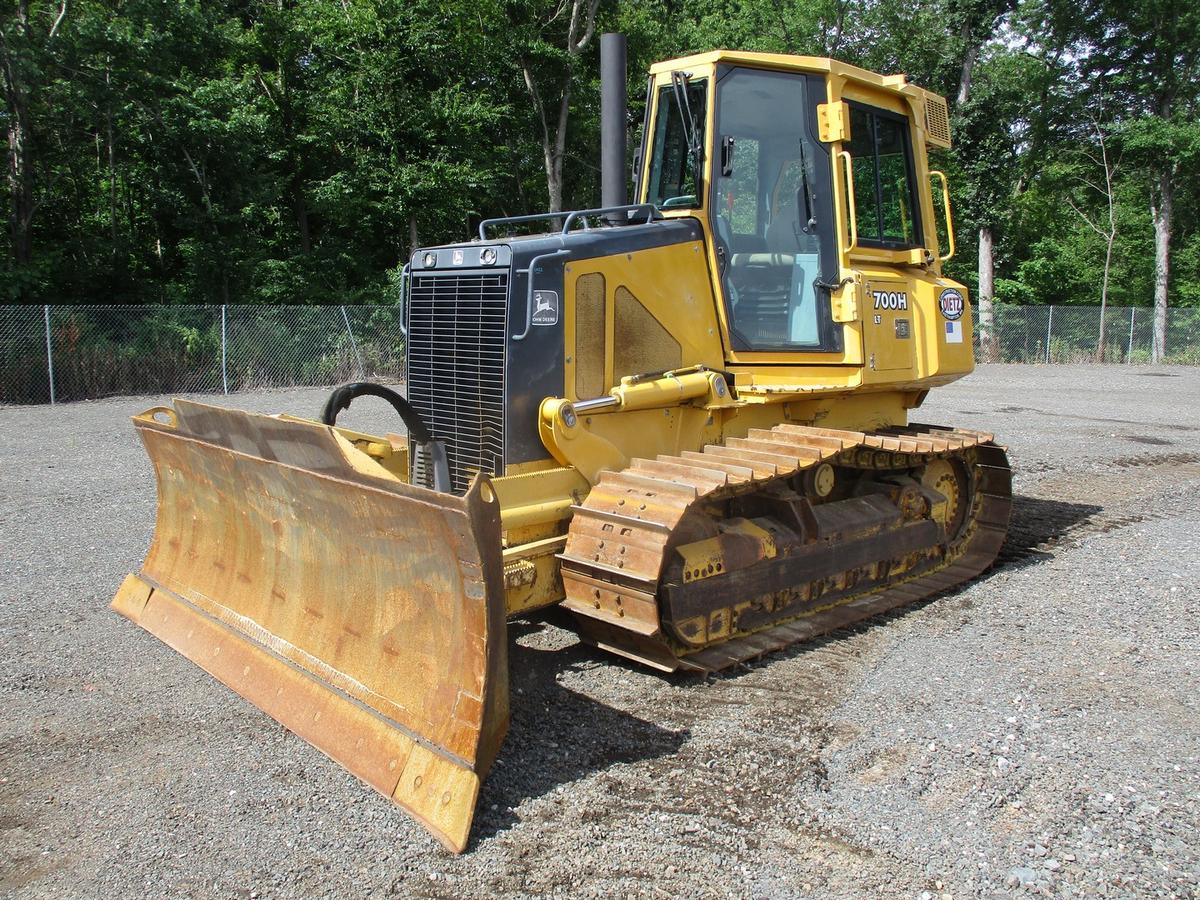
1,302 -> 1197,405
974,304 -> 1200,365
0,305 -> 405,405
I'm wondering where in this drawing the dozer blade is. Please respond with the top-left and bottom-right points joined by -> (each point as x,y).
111,400 -> 507,853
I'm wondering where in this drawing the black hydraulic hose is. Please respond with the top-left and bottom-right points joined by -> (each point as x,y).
319,382 -> 451,492
321,382 -> 432,441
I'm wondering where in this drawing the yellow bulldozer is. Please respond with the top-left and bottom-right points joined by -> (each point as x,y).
111,42 -> 1012,852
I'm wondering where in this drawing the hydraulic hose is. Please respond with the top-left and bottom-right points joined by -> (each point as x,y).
320,382 -> 451,493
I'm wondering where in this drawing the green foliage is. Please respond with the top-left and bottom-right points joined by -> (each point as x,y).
0,0 -> 1197,309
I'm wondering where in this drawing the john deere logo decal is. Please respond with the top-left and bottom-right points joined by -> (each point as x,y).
939,288 -> 964,321
532,290 -> 559,326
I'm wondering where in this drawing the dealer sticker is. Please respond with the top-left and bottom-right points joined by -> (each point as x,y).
939,288 -> 965,321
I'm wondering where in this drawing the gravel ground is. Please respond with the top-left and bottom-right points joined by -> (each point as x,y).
1,364 -> 1198,899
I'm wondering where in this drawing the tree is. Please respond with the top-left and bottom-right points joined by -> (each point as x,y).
2,0 -> 1198,319
0,1 -> 67,275
1063,116 -> 1118,359
510,0 -> 601,212
1081,0 -> 1200,359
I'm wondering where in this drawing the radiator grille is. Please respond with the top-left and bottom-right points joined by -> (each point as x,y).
407,270 -> 508,493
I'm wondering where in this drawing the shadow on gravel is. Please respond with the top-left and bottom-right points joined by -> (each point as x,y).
470,621 -> 689,847
997,494 -> 1103,569
469,493 -> 1104,844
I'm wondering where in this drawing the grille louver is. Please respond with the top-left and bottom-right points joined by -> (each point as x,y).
407,270 -> 508,494
923,92 -> 952,149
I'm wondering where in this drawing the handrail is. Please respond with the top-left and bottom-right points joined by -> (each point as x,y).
512,249 -> 570,342
838,150 -> 858,252
478,203 -> 657,240
397,262 -> 410,337
478,211 -> 564,240
561,204 -> 657,233
930,170 -> 956,262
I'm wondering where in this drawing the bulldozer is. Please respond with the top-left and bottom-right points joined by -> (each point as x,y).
111,41 -> 1012,852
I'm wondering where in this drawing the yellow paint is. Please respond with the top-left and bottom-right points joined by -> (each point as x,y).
817,100 -> 849,142
537,369 -> 734,484
501,535 -> 569,615
492,466 -> 589,532
677,518 -> 777,585
114,401 -> 508,855
496,67 -> 971,501
503,457 -> 567,477
113,49 -> 997,866
563,242 -> 724,401
930,170 -> 956,260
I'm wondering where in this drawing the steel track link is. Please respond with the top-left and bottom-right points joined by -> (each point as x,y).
558,423 -> 1013,673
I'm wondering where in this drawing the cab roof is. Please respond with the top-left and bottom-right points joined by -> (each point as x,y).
648,50 -> 924,98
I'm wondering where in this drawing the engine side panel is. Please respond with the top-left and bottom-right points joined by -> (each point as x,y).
503,219 -> 719,470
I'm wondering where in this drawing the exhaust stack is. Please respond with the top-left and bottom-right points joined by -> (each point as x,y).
600,32 -> 628,213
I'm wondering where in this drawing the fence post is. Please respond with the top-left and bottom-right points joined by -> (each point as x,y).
341,305 -> 366,379
221,305 -> 229,395
1127,307 -> 1135,363
43,304 -> 55,405
1044,305 -> 1054,364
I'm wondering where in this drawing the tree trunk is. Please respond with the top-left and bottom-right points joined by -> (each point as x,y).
519,0 -> 599,213
525,67 -> 570,214
408,212 -> 419,259
545,112 -> 565,216
279,71 -> 310,253
107,72 -> 117,255
1097,236 -> 1112,362
957,30 -> 978,106
1,3 -> 35,267
546,172 -> 564,213
5,84 -> 33,265
977,226 -> 997,362
1150,167 -> 1172,363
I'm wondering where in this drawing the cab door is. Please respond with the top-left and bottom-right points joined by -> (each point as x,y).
842,101 -> 924,374
705,67 -> 844,359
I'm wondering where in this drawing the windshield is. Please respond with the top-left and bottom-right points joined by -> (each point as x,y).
646,77 -> 707,210
711,67 -> 836,350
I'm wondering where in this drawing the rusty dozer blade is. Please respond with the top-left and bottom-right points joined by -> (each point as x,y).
111,400 -> 508,852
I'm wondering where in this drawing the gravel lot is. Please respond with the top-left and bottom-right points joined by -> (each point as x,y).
2,364 -> 1198,899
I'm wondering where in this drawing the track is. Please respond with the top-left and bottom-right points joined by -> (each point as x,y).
559,423 -> 1012,672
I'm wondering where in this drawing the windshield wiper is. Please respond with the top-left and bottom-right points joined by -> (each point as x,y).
671,71 -> 703,166
797,138 -> 816,233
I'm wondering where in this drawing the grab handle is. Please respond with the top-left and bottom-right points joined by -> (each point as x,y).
838,150 -> 858,252
397,262 -> 410,337
513,249 -> 570,341
930,170 -> 956,262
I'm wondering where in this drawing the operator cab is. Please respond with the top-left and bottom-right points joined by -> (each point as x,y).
637,51 -> 962,378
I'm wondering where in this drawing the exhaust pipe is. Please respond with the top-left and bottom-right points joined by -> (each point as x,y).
600,32 -> 628,217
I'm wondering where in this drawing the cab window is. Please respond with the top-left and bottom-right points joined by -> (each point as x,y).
646,78 -> 707,210
846,104 -> 921,247
711,68 -> 836,351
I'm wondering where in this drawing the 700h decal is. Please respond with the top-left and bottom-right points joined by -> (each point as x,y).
872,290 -> 908,310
